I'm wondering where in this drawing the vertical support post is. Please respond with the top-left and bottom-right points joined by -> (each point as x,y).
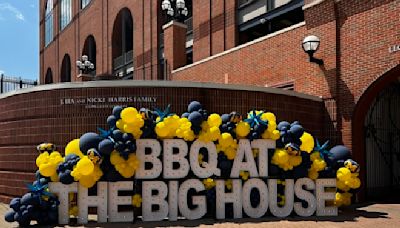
1,74 -> 4,93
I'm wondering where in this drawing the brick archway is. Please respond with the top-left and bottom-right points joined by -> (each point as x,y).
353,64 -> 400,200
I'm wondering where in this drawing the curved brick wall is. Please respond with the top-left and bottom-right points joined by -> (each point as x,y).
0,81 -> 323,202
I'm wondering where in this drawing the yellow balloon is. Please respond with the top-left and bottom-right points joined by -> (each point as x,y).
36,152 -> 49,167
65,139 -> 84,158
39,163 -> 56,177
300,132 -> 314,153
120,107 -> 138,124
236,121 -> 250,137
76,156 -> 94,176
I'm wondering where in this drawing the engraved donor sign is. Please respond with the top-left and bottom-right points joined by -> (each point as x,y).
4,101 -> 361,226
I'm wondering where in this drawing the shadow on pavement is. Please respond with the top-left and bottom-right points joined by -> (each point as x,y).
23,203 -> 391,228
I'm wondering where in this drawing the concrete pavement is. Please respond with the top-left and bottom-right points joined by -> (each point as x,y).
1,202 -> 399,227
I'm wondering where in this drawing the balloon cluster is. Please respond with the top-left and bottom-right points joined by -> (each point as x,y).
116,107 -> 145,139
57,154 -> 80,184
4,181 -> 58,226
184,101 -> 209,135
4,100 -> 364,227
110,151 -> 140,178
36,143 -> 63,182
271,148 -> 302,171
198,114 -> 222,142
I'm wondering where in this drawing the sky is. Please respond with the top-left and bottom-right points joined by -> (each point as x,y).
0,1 -> 38,80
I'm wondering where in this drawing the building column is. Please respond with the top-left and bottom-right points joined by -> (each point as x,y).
163,21 -> 187,71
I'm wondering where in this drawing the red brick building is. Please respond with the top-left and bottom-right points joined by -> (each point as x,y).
38,0 -> 400,200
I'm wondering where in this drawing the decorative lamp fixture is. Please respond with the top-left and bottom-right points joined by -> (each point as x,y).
76,55 -> 95,74
161,0 -> 188,23
302,35 -> 324,65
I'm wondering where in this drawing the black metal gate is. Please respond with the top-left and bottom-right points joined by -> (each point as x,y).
365,82 -> 400,198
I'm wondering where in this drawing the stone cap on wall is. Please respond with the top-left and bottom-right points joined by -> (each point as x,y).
0,80 -> 322,102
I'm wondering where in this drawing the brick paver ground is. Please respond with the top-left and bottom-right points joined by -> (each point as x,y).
1,202 -> 399,227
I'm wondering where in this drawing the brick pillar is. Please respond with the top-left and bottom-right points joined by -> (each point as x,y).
163,21 -> 187,70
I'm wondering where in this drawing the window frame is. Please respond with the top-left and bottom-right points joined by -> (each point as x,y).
60,0 -> 72,31
80,0 -> 92,10
44,0 -> 54,47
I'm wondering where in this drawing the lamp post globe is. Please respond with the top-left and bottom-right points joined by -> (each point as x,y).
176,0 -> 185,9
302,35 -> 320,54
161,0 -> 171,11
302,35 -> 324,65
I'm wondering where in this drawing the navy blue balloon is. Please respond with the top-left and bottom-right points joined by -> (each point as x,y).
98,139 -> 114,155
188,111 -> 203,126
122,133 -> 134,141
220,124 -> 228,132
4,211 -> 15,222
21,193 -> 38,206
112,130 -> 123,141
59,171 -> 74,185
277,121 -> 290,131
9,198 -> 21,211
188,101 -> 202,113
327,145 -> 351,164
112,106 -> 123,119
107,115 -> 117,127
290,124 -> 304,138
79,132 -> 102,154
48,211 -> 58,222
181,112 -> 190,118
291,121 -> 300,126
221,114 -> 230,123
114,142 -> 125,152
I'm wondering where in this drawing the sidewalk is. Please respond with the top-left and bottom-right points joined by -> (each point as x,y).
1,202 -> 399,227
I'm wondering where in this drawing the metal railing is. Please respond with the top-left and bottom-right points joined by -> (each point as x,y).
185,17 -> 193,33
0,74 -> 37,94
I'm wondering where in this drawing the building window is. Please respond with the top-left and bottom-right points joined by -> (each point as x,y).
112,8 -> 134,79
82,35 -> 97,76
44,0 -> 54,46
272,81 -> 294,90
81,0 -> 91,9
61,54 -> 71,82
238,0 -> 304,45
60,0 -> 72,30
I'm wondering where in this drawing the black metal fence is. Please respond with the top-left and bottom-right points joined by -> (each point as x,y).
0,74 -> 37,94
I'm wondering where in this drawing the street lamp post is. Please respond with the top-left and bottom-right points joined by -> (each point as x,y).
161,0 -> 188,23
76,55 -> 95,75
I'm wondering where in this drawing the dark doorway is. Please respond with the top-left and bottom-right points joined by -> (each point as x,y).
112,8 -> 133,79
45,68 -> 53,84
83,35 -> 97,76
60,54 -> 71,82
365,82 -> 400,199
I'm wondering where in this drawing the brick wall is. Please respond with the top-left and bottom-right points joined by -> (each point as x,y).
0,82 -> 323,203
172,0 -> 400,149
40,0 -> 162,83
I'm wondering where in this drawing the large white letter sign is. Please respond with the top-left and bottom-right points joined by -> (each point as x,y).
142,181 -> 169,221
316,179 -> 337,216
251,139 -> 275,177
242,179 -> 269,218
294,178 -> 316,217
268,179 -> 294,217
216,179 -> 242,219
135,139 -> 162,179
48,182 -> 78,225
168,181 -> 179,221
231,139 -> 259,178
163,139 -> 190,179
179,179 -> 207,220
108,182 -> 134,222
78,182 -> 108,224
190,140 -> 220,178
